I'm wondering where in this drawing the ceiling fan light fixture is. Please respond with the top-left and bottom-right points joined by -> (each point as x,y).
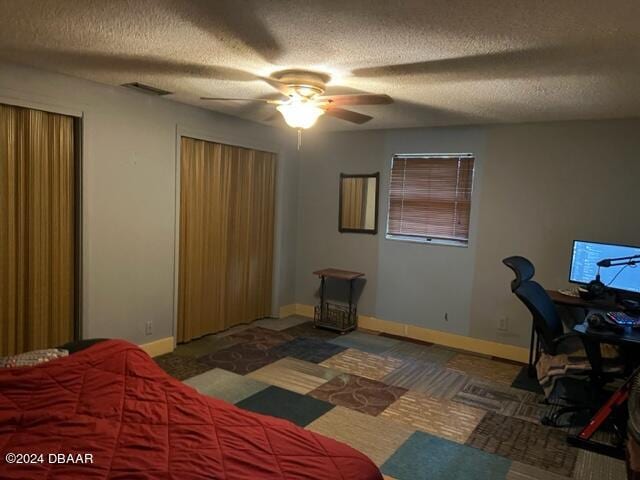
276,100 -> 324,129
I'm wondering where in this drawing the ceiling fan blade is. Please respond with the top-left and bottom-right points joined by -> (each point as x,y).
318,94 -> 393,106
325,108 -> 373,124
200,97 -> 281,104
264,112 -> 281,123
260,76 -> 293,96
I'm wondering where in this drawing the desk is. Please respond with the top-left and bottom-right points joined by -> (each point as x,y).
574,322 -> 640,347
574,321 -> 640,378
551,290 -> 636,376
523,291 -> 628,376
546,290 -> 622,311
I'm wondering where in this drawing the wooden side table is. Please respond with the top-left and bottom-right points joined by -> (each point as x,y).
312,268 -> 365,333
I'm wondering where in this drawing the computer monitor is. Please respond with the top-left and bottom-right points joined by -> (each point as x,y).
569,240 -> 640,294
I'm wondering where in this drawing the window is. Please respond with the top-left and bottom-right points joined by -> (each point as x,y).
386,154 -> 475,246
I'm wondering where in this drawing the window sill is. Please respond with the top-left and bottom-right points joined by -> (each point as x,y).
385,234 -> 469,248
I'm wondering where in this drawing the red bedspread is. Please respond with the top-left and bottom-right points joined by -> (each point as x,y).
0,340 -> 382,480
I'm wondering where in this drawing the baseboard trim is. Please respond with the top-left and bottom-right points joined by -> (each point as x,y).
140,336 -> 174,357
282,303 -> 529,363
278,304 -> 297,318
360,316 -> 529,363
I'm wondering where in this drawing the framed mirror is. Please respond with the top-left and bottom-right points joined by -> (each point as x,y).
339,172 -> 379,234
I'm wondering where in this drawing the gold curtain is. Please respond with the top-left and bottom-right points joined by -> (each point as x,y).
341,177 -> 366,229
0,103 -> 75,355
178,137 -> 276,342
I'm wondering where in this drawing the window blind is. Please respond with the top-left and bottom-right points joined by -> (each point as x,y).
387,155 -> 474,244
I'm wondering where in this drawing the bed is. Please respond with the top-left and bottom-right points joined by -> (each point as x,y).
0,339 -> 382,479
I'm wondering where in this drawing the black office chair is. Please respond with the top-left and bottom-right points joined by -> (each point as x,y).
503,256 -> 580,372
503,256 -> 594,426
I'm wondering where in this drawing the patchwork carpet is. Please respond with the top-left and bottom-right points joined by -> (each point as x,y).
156,316 -> 626,480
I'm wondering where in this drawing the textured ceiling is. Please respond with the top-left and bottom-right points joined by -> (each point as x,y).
1,0 -> 639,130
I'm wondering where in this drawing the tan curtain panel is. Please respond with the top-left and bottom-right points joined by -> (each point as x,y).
178,137 -> 276,343
0,103 -> 75,355
341,177 -> 367,229
388,156 -> 474,243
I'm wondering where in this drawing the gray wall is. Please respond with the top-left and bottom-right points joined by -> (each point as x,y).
296,119 -> 640,347
470,120 -> 640,345
4,59 -> 638,350
0,61 -> 299,345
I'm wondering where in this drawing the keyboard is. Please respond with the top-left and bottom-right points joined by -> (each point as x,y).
607,311 -> 640,327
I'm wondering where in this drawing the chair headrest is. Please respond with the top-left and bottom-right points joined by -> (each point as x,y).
502,256 -> 535,291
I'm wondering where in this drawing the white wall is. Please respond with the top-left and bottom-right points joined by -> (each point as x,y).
0,61 -> 299,346
295,119 -> 640,347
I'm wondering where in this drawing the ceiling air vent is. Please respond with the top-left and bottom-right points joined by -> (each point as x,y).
121,82 -> 172,96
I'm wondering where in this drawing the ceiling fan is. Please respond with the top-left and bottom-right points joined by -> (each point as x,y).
200,69 -> 393,129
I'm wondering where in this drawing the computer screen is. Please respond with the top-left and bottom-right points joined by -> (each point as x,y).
569,240 -> 640,293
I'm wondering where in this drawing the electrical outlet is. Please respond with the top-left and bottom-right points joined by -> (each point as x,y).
498,316 -> 508,331
145,320 -> 153,336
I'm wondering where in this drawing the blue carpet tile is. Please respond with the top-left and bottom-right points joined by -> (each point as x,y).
382,431 -> 512,480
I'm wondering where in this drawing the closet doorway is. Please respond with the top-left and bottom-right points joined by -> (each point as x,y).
177,137 -> 276,343
0,103 -> 81,355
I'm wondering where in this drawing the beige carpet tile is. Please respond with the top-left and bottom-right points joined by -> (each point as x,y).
492,356 -> 527,366
383,361 -> 468,399
380,390 -> 486,443
573,450 -> 626,480
383,342 -> 456,364
506,461 -> 571,480
319,348 -> 404,381
447,353 -> 522,385
246,357 -> 339,394
306,406 -> 414,466
309,373 -> 408,416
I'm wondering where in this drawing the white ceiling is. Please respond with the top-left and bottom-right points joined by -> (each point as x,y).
1,0 -> 639,130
